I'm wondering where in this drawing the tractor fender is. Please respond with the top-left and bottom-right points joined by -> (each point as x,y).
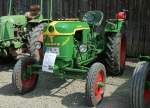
104,20 -> 125,33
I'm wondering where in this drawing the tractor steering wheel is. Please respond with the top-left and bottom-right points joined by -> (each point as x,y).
82,11 -> 104,26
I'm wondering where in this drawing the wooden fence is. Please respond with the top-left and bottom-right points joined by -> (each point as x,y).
128,0 -> 150,57
0,0 -> 149,57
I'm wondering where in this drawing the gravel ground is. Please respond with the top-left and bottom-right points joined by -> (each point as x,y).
0,59 -> 138,108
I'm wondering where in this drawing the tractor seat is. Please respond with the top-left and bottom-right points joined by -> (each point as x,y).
25,5 -> 40,19
82,11 -> 104,26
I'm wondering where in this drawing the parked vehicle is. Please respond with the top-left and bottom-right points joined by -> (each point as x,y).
0,0 -> 50,60
130,56 -> 150,108
12,7 -> 127,107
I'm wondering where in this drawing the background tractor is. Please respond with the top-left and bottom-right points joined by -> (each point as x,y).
130,56 -> 150,108
0,0 -> 51,61
12,10 -> 127,106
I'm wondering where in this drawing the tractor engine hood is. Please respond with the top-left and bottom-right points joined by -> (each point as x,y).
43,21 -> 90,36
0,15 -> 27,42
0,15 -> 27,25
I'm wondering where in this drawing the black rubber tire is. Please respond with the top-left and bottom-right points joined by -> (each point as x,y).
12,57 -> 39,94
86,62 -> 106,107
28,24 -> 44,62
105,32 -> 126,76
130,61 -> 150,108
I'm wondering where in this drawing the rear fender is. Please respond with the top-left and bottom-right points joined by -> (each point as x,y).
105,20 -> 125,33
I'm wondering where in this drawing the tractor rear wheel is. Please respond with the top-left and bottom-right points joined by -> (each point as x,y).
28,24 -> 44,62
12,57 -> 38,94
105,32 -> 126,75
86,62 -> 106,106
130,61 -> 150,108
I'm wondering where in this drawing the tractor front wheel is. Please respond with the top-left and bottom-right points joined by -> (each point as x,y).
12,57 -> 38,94
130,61 -> 150,108
86,62 -> 106,106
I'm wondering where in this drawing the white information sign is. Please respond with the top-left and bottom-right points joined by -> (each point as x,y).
42,50 -> 57,73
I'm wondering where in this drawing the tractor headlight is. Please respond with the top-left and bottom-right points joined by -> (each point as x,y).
79,44 -> 87,53
35,42 -> 42,49
48,26 -> 54,32
23,27 -> 27,32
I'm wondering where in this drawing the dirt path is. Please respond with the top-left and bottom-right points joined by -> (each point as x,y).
0,59 -> 137,108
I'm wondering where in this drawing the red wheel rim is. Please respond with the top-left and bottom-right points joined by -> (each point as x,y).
144,73 -> 150,105
120,35 -> 126,67
21,61 -> 38,91
22,74 -> 37,90
94,71 -> 105,101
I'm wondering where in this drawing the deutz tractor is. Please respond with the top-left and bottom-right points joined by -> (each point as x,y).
12,10 -> 127,106
130,56 -> 150,108
0,0 -> 50,60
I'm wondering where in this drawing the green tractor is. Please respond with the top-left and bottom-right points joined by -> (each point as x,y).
130,56 -> 150,108
12,10 -> 127,106
0,0 -> 50,60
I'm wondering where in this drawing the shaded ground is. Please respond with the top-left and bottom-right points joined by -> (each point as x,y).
0,59 -> 138,108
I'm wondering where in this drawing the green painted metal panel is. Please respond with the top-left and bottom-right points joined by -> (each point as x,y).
44,21 -> 90,36
0,15 -> 27,25
105,20 -> 124,32
44,35 -> 74,60
0,15 -> 27,43
55,21 -> 89,33
139,56 -> 150,62
0,21 -> 14,42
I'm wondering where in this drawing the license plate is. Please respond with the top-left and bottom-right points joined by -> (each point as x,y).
42,50 -> 57,73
